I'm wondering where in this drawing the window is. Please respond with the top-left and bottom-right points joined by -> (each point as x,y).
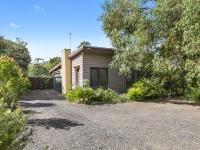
90,68 -> 108,89
75,68 -> 80,87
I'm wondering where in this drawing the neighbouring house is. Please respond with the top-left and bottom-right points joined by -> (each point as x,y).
49,63 -> 61,77
50,45 -> 140,94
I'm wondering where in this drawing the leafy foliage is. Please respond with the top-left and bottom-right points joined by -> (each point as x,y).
0,107 -> 26,150
101,0 -> 155,75
47,57 -> 61,70
0,37 -> 31,72
65,87 -> 121,104
101,0 -> 200,100
117,94 -> 131,103
0,55 -> 29,149
29,57 -> 61,77
127,79 -> 164,101
0,55 -> 30,109
65,87 -> 95,104
29,58 -> 49,77
94,88 -> 118,103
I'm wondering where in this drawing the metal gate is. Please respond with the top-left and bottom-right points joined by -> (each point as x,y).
54,77 -> 62,92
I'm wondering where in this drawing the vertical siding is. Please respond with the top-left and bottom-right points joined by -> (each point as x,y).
71,53 -> 83,89
83,53 -> 126,93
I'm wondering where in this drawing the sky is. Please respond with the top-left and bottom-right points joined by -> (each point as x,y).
0,0 -> 112,61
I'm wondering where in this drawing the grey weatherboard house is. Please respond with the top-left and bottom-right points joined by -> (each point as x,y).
49,45 -> 138,94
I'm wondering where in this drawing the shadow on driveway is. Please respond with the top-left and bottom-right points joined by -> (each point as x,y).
19,102 -> 55,108
23,109 -> 41,115
28,118 -> 84,130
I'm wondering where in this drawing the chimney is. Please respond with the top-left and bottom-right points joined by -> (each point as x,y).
61,49 -> 71,94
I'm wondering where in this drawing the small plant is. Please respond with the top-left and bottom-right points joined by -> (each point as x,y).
83,79 -> 90,87
184,86 -> 200,101
117,94 -> 131,103
65,87 -> 95,104
93,88 -> 105,102
102,89 -> 118,103
93,88 -> 118,103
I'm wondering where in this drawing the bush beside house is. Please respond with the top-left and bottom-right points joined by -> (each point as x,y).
127,78 -> 166,101
65,87 -> 120,104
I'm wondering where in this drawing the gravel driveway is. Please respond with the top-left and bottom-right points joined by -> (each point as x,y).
20,90 -> 200,150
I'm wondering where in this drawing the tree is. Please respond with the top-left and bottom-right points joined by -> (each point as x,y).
29,57 -> 61,77
0,37 -> 31,72
77,41 -> 91,48
101,0 -> 200,98
101,0 -> 155,75
29,58 -> 49,77
47,57 -> 61,70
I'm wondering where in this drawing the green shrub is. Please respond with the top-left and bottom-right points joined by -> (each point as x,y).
184,86 -> 200,101
117,94 -> 131,103
0,55 -> 29,149
0,106 -> 26,150
127,79 -> 165,101
0,55 -> 30,109
65,87 -> 121,104
65,87 -> 95,104
103,89 -> 118,103
93,88 -> 118,103
93,88 -> 105,102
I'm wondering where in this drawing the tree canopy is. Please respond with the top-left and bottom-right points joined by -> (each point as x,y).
47,57 -> 61,69
101,0 -> 200,98
29,57 -> 61,77
0,37 -> 31,72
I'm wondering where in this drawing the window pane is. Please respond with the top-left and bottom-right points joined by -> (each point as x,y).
99,69 -> 108,83
90,68 -> 108,89
90,68 -> 98,85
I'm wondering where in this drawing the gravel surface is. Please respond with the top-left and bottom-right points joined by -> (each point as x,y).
20,90 -> 200,150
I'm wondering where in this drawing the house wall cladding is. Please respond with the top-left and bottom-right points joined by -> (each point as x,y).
71,53 -> 83,89
83,53 -> 127,93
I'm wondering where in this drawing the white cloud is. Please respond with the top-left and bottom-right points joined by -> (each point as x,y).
34,5 -> 45,11
9,22 -> 21,28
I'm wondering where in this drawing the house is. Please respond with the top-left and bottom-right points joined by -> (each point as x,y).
50,45 -> 135,94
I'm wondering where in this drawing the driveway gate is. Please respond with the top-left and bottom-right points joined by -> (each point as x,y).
54,77 -> 62,92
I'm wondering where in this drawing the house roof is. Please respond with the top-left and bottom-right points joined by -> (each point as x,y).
49,63 -> 61,74
69,45 -> 114,59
